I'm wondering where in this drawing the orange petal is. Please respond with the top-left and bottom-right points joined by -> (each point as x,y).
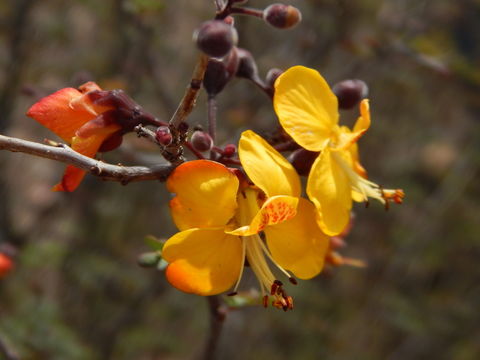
53,124 -> 121,192
163,228 -> 243,296
27,88 -> 96,142
228,195 -> 298,236
167,160 -> 239,231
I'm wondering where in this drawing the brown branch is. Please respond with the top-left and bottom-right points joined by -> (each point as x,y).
201,296 -> 227,360
0,134 -> 175,184
169,54 -> 209,129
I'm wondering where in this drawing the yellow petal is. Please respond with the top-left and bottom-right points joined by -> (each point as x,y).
353,99 -> 371,134
307,149 -> 351,236
228,195 -> 298,236
167,160 -> 239,231
264,198 -> 329,279
162,228 -> 243,296
239,130 -> 301,197
274,66 -> 338,152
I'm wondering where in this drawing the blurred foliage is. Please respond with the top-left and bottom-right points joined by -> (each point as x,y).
1,0 -> 480,359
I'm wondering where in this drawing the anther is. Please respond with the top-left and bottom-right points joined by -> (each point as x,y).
288,277 -> 298,285
227,292 -> 238,297
274,280 -> 283,286
364,199 -> 370,208
286,296 -> 294,310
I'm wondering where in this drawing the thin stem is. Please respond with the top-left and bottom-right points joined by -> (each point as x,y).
169,54 -> 209,129
207,96 -> 217,142
201,296 -> 227,360
229,7 -> 264,18
0,134 -> 175,184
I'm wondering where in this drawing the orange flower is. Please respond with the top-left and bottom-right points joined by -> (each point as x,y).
27,82 -> 122,192
0,253 -> 13,279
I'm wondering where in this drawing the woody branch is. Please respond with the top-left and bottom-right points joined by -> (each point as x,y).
0,134 -> 175,184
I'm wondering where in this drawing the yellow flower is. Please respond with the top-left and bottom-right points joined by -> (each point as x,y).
274,66 -> 404,236
162,130 -> 329,310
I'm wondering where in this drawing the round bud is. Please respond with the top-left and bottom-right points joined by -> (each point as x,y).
235,48 -> 258,80
191,131 -> 213,152
155,126 -> 172,146
263,4 -> 302,29
194,20 -> 238,58
265,68 -> 283,88
0,253 -> 13,278
137,252 -> 161,268
332,79 -> 368,110
223,144 -> 237,157
288,148 -> 319,176
203,59 -> 230,96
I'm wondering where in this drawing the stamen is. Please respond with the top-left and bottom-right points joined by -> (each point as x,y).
262,295 -> 269,308
227,292 -> 238,296
288,277 -> 298,285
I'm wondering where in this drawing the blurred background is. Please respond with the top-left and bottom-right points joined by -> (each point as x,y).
1,0 -> 480,359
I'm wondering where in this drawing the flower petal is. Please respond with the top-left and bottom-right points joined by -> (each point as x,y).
274,66 -> 338,152
167,160 -> 239,231
53,124 -> 121,192
332,99 -> 371,151
307,149 -> 351,236
27,88 -> 96,142
264,198 -> 329,279
239,130 -> 301,197
162,228 -> 243,296
228,195 -> 298,236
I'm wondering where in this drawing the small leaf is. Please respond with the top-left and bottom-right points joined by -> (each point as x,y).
144,235 -> 165,251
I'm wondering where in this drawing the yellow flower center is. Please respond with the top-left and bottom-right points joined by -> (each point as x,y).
232,187 -> 295,311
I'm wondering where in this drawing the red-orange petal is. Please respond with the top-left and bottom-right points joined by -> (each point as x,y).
53,124 -> 121,192
27,88 -> 96,142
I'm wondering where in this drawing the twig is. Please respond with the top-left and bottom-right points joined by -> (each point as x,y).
201,296 -> 227,360
0,134 -> 175,184
0,335 -> 20,360
169,54 -> 209,129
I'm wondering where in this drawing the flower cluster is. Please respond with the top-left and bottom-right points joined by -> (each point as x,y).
26,63 -> 403,310
161,66 -> 404,309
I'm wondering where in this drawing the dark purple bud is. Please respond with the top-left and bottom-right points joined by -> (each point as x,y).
263,4 -> 302,29
224,48 -> 240,77
155,126 -> 172,146
177,122 -> 189,134
235,48 -> 258,80
194,20 -> 238,58
99,131 -> 123,152
288,148 -> 319,176
332,79 -> 368,110
203,59 -> 230,96
191,131 -> 213,152
223,144 -> 237,157
265,68 -> 283,88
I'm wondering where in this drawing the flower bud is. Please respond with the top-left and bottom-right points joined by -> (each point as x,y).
223,144 -> 237,157
203,59 -> 230,97
194,20 -> 238,58
263,4 -> 302,29
265,68 -> 283,88
155,126 -> 172,146
0,253 -> 13,279
332,79 -> 368,110
288,148 -> 319,176
137,252 -> 161,268
191,131 -> 213,152
235,48 -> 258,80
